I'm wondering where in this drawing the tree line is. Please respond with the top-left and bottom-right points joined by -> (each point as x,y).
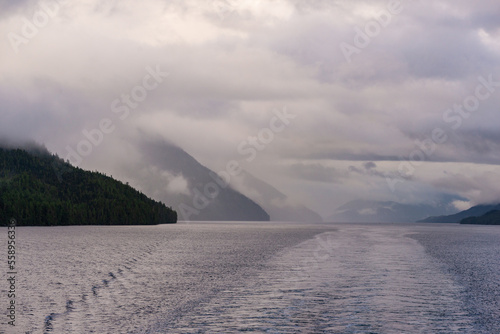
0,147 -> 177,226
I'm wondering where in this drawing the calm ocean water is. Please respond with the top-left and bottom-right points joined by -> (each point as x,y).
1,222 -> 499,333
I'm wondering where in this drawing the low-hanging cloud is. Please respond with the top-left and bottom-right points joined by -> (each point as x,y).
1,0 -> 500,214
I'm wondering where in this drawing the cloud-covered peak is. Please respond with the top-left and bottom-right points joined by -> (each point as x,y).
1,0 -> 500,216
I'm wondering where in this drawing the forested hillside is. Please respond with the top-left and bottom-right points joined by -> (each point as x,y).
0,146 -> 177,226
460,210 -> 500,225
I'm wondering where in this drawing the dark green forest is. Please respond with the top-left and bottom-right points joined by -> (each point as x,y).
460,210 -> 500,225
0,146 -> 177,226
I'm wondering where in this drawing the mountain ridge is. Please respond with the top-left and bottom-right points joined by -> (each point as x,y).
131,140 -> 270,222
418,204 -> 500,223
460,210 -> 500,225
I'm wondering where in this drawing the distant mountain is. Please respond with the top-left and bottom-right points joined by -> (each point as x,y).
130,140 -> 270,222
327,199 -> 458,223
460,210 -> 500,225
419,204 -> 500,223
0,146 -> 177,226
230,170 -> 323,222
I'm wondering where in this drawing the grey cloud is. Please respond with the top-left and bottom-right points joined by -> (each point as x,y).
2,0 -> 500,214
305,152 -> 402,162
399,127 -> 500,165
450,130 -> 500,155
363,162 -> 377,170
289,162 -> 347,183
431,171 -> 500,205
0,0 -> 38,17
348,162 -> 403,180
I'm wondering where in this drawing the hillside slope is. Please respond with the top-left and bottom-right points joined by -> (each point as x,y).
0,146 -> 177,226
460,210 -> 500,225
132,140 -> 270,221
418,204 -> 500,223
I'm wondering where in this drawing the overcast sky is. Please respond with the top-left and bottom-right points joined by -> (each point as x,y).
1,0 -> 500,217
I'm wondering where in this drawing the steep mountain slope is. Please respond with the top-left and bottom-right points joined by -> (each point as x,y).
0,146 -> 177,226
131,140 -> 270,221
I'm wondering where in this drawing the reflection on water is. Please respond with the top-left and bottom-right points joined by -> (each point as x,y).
1,223 -> 498,333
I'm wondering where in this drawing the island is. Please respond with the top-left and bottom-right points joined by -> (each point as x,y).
0,146 -> 177,226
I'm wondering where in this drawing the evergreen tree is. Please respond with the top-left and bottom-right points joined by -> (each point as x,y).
0,147 -> 177,226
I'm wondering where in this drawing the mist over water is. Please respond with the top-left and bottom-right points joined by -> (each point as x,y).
1,223 -> 498,333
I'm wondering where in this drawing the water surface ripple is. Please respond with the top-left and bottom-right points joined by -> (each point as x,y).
1,223 -> 498,333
